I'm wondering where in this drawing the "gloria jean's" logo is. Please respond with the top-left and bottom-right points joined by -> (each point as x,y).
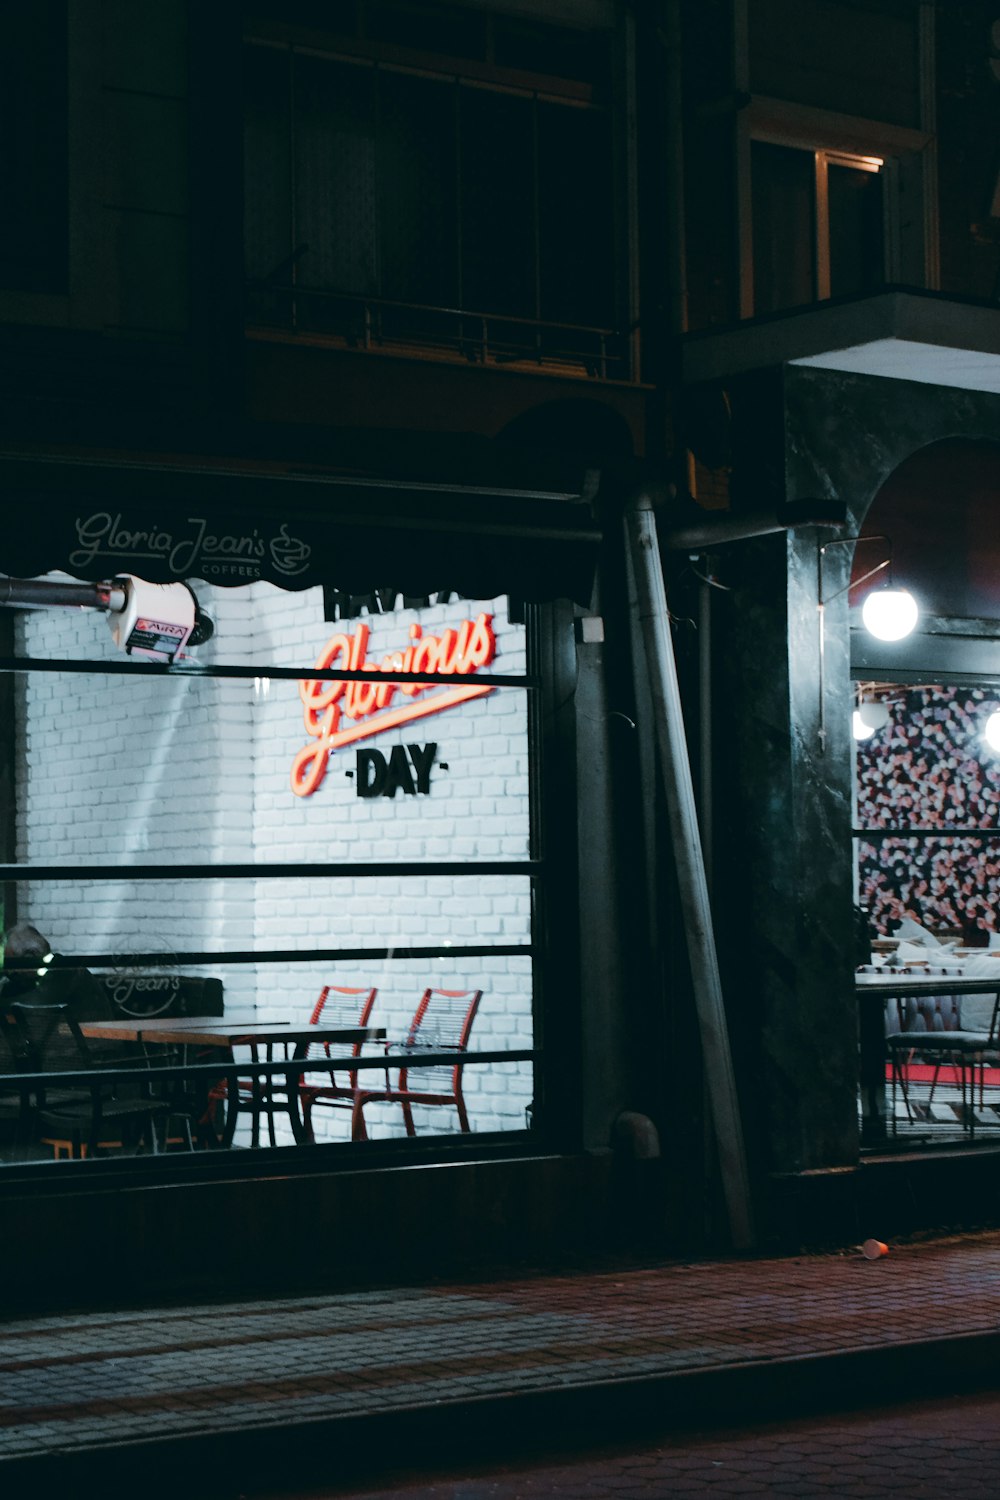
70,512 -> 311,579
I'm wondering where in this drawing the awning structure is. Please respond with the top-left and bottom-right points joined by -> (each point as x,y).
0,428 -> 605,605
682,289 -> 1000,396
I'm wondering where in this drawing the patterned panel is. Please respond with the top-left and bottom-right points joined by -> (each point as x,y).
857,685 -> 1000,936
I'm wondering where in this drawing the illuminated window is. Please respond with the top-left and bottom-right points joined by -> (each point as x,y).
750,139 -> 885,315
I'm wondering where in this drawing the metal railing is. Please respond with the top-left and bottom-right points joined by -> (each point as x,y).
246,281 -> 638,383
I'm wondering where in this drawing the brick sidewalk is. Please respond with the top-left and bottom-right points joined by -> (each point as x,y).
4,1232 -> 1000,1495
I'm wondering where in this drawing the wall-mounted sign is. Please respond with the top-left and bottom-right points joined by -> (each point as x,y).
291,613 -> 496,797
356,743 -> 437,797
70,511 -> 312,581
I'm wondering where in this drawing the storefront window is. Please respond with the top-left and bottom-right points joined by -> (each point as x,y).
854,682 -> 1000,1144
855,684 -> 1000,940
1,580 -> 539,1163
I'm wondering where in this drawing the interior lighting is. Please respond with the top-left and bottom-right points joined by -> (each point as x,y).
856,698 -> 890,732
861,587 -> 919,643
817,533 -> 918,752
852,710 -> 876,741
984,711 -> 1000,753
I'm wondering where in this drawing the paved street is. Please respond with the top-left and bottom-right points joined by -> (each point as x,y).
261,1389 -> 1000,1499
4,1233 -> 1000,1496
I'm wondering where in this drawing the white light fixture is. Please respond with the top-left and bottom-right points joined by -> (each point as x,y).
852,710 -> 876,741
817,533 -> 918,752
984,711 -> 1000,752
861,587 -> 919,643
857,698 -> 890,733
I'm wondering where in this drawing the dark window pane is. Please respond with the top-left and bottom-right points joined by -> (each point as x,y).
244,43 -> 292,323
493,18 -> 611,91
829,162 -> 884,299
244,1 -> 359,32
296,56 -> 377,306
751,140 -> 815,314
537,102 -> 614,331
364,1 -> 486,60
748,0 -> 920,130
377,70 -> 458,308
0,0 -> 68,294
460,87 -> 535,319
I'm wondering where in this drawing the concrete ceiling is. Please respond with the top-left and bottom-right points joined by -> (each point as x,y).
682,291 -> 1000,395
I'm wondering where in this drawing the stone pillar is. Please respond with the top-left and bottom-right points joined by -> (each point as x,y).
711,523 -> 858,1177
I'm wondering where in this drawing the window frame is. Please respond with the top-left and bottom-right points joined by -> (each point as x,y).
737,97 -> 938,319
240,12 -> 636,381
0,592 -> 581,1173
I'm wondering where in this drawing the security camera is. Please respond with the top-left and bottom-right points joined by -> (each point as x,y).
107,575 -> 207,662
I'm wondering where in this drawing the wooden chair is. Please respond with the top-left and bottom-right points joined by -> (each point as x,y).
351,987 -> 482,1142
299,985 -> 378,1141
0,1000 -> 170,1159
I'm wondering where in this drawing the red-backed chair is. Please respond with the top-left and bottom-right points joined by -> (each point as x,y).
299,984 -> 378,1141
351,987 -> 482,1142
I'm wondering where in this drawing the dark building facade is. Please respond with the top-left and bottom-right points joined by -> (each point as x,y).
3,0 -> 1000,1302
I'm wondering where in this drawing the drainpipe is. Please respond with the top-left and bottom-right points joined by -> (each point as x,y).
625,485 -> 755,1251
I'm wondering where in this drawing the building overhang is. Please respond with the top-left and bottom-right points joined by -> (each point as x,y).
0,427 -> 604,605
682,291 -> 1000,396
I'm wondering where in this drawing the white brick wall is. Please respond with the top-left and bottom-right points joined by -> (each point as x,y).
14,581 -> 535,1145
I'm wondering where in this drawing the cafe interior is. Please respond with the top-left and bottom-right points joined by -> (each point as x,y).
850,438 -> 1000,1147
0,577 -> 536,1163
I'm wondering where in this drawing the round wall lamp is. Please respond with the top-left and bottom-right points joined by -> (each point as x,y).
860,587 -> 919,642
984,711 -> 1000,753
852,696 -> 890,741
857,698 -> 890,731
817,532 -> 917,753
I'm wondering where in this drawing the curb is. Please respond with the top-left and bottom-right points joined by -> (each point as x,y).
6,1326 -> 1000,1498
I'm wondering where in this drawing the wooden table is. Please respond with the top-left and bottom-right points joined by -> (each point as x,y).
855,973 -> 1000,1145
80,1019 -> 386,1147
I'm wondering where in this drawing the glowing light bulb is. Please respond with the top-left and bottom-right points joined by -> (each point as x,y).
984,711 -> 1000,752
861,588 -> 918,642
857,700 -> 890,732
852,710 -> 876,741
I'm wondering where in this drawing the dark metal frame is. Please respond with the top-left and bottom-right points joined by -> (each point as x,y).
0,599 -> 578,1167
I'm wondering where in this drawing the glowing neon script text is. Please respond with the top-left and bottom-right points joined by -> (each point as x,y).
291,614 -> 496,796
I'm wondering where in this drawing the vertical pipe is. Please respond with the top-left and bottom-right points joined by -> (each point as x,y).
455,78 -> 463,323
698,566 -> 713,891
618,5 -> 641,379
532,94 -> 542,329
288,47 -> 298,332
662,0 -> 687,341
0,611 -> 16,941
626,490 -> 755,1250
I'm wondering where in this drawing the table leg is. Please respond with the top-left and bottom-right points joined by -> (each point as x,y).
286,1043 -> 311,1145
858,996 -> 888,1145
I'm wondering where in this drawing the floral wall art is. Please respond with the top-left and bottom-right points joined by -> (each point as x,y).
856,685 -> 1000,937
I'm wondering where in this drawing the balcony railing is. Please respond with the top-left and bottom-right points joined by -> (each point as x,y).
246,281 -> 639,384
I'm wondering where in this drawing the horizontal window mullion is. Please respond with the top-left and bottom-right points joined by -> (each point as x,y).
1,861 -> 542,880
0,656 -> 536,688
0,1050 -> 539,1091
46,944 -> 534,968
853,828 -> 1000,839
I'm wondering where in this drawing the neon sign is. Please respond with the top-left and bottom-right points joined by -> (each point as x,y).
291,613 -> 496,797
